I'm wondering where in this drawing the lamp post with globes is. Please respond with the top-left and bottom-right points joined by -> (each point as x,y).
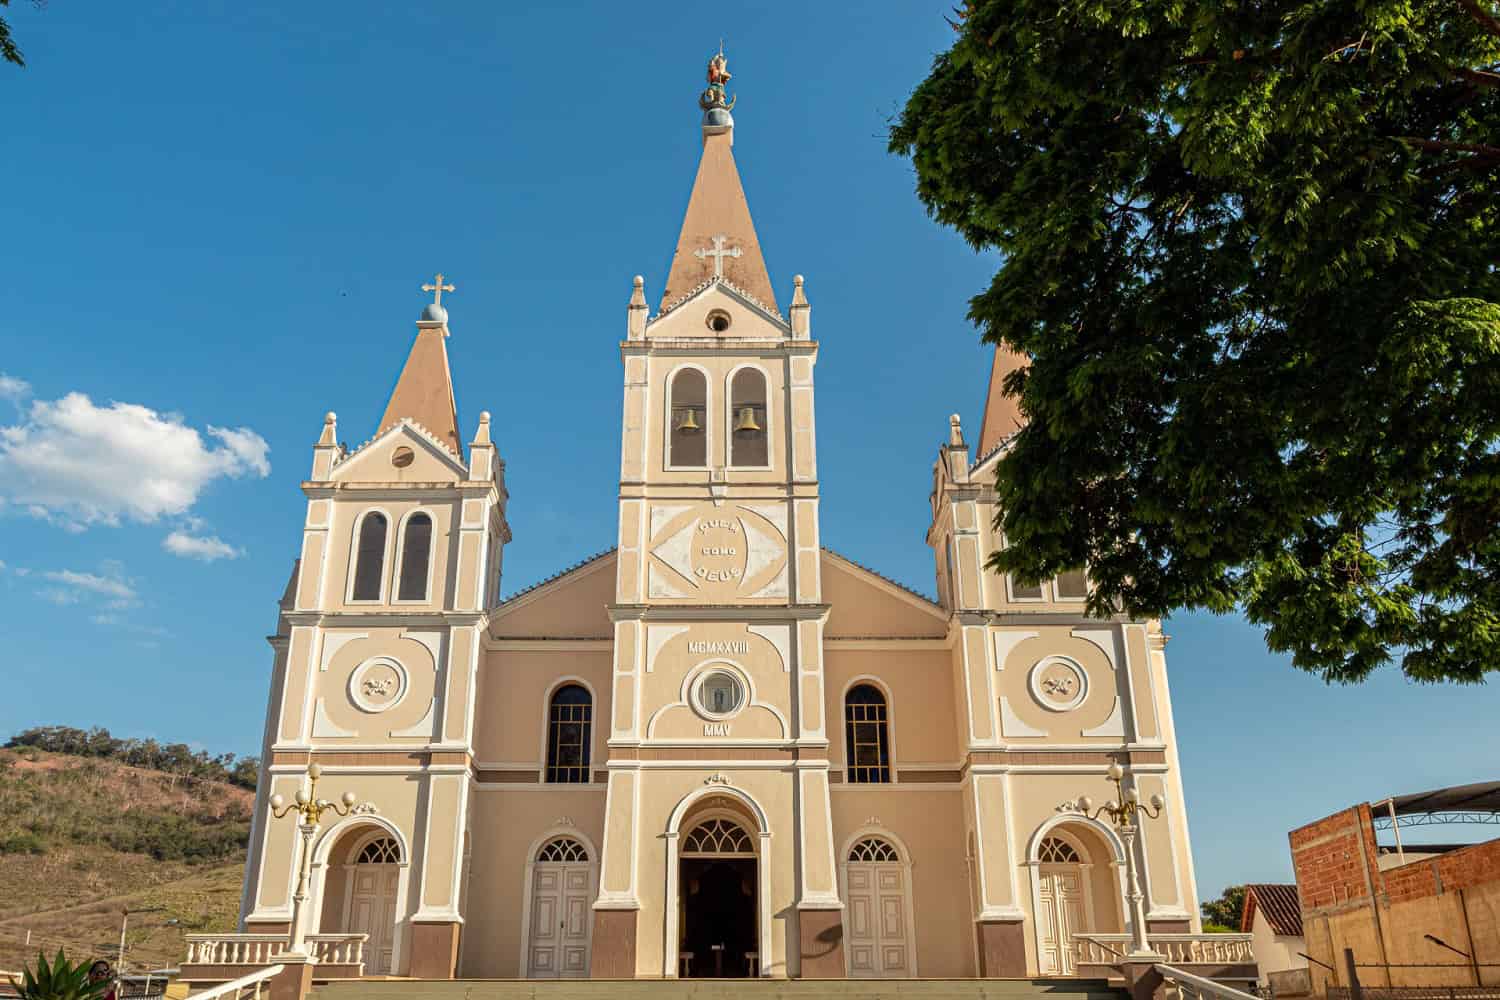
268,764 -> 362,956
1075,761 -> 1166,959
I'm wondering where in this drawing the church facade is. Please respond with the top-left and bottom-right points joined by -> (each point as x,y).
236,60 -> 1204,982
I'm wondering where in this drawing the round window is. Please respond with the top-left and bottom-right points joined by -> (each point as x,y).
706,309 -> 732,333
696,670 -> 744,719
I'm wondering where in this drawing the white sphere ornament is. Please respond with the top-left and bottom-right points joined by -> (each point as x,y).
269,794 -> 285,810
1107,761 -> 1124,781
342,791 -> 357,808
1125,787 -> 1139,803
1105,799 -> 1119,814
1076,796 -> 1093,814
1149,793 -> 1165,810
308,763 -> 322,780
295,790 -> 310,806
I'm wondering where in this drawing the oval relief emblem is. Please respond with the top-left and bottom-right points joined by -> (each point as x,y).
1028,656 -> 1087,712
349,657 -> 408,714
690,518 -> 748,584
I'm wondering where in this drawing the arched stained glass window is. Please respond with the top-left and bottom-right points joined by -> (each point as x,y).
356,837 -> 401,864
1039,837 -> 1082,864
396,512 -> 433,601
845,683 -> 891,784
537,837 -> 589,863
848,837 -> 900,863
682,818 -> 754,855
351,512 -> 388,601
545,684 -> 592,784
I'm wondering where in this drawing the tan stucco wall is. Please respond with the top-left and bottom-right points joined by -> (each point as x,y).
1249,913 -> 1306,981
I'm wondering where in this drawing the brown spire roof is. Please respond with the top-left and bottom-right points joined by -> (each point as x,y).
659,129 -> 778,315
976,345 -> 1029,457
378,323 -> 462,457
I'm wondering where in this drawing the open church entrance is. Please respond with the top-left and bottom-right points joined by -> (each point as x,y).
679,817 -> 759,978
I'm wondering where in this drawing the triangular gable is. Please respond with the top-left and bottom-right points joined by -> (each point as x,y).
648,278 -> 790,337
821,548 -> 948,639
492,549 -> 616,639
330,419 -> 469,482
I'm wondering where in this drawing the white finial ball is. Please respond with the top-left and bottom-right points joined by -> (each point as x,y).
479,410 -> 491,423
341,791 -> 357,808
950,413 -> 962,425
308,763 -> 322,780
269,794 -> 285,810
633,275 -> 644,287
794,274 -> 805,286
325,412 -> 337,424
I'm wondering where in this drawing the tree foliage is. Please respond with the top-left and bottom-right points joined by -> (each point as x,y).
1201,884 -> 1248,931
1,0 -> 37,69
891,0 -> 1500,682
5,726 -> 260,790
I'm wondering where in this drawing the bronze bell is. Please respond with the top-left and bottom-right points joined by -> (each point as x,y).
733,406 -> 761,437
676,407 -> 702,435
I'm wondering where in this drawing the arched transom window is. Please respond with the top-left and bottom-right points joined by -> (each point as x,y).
536,837 -> 589,863
355,836 -> 401,864
682,818 -> 754,855
545,684 -> 592,784
729,368 -> 768,467
848,837 -> 900,863
1038,837 -> 1082,864
396,512 -> 433,601
668,368 -> 708,468
845,683 -> 891,784
350,511 -> 388,601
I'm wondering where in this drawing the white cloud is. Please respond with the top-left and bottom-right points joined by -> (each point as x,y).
164,530 -> 243,561
0,373 -> 29,403
0,390 -> 271,529
40,568 -> 139,605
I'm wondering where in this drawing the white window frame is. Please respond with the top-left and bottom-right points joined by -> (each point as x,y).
391,508 -> 438,605
345,507 -> 395,605
664,363 -> 712,472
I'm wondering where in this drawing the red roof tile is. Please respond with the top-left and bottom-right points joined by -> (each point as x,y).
1243,883 -> 1304,936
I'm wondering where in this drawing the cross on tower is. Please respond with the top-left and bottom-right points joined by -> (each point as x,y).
694,235 -> 742,279
422,273 -> 455,308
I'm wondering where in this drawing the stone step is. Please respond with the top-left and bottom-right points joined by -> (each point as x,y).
310,979 -> 1128,1000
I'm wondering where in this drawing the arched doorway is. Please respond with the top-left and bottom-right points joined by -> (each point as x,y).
678,817 -> 759,978
316,828 -> 404,975
524,836 -> 595,978
1025,820 -> 1126,977
842,835 -> 916,978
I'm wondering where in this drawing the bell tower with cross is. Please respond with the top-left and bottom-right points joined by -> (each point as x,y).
590,49 -> 842,980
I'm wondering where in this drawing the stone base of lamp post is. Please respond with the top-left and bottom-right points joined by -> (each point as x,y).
1121,958 -> 1166,1000
265,953 -> 316,1000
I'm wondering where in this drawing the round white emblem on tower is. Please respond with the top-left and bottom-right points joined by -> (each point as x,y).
1028,656 -> 1088,712
350,656 -> 409,714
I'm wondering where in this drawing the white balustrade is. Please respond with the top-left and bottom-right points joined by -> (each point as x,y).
183,935 -> 286,966
183,964 -> 283,1000
307,934 -> 367,967
1073,933 -> 1255,966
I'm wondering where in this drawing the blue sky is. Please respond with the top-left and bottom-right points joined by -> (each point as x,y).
1,2 -> 1493,904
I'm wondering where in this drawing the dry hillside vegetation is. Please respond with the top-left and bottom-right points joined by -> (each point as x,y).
0,749 -> 250,973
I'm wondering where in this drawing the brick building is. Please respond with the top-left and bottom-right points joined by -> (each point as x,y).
1289,783 -> 1500,994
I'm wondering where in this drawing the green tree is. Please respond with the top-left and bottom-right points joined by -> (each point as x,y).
1,0 -> 38,69
1201,885 -> 1248,932
891,0 -> 1500,682
8,950 -> 112,1000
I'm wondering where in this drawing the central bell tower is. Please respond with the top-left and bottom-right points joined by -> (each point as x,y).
589,51 -> 842,979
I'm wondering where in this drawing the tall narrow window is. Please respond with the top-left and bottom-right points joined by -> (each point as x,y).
546,684 -> 592,783
1055,569 -> 1088,600
845,683 -> 891,784
351,512 -> 388,601
396,512 -> 433,601
669,369 -> 707,468
729,368 -> 768,467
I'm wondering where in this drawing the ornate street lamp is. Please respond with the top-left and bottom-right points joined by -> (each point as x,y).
1076,761 -> 1165,959
268,764 -> 362,956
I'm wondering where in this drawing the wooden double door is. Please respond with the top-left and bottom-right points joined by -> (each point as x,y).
844,860 -> 914,978
527,859 -> 593,978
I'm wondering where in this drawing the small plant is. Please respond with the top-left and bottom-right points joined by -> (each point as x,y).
8,950 -> 113,1000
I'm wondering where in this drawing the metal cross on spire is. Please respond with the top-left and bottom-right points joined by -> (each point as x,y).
694,235 -> 742,279
422,273 -> 455,308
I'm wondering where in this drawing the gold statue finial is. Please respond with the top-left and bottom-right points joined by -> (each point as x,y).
422,273 -> 455,308
700,45 -> 736,113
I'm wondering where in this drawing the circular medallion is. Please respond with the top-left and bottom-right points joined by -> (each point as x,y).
349,657 -> 409,714
694,668 -> 745,720
1028,656 -> 1087,712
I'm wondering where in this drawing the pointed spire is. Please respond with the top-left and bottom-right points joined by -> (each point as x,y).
377,277 -> 463,456
976,345 -> 1029,458
659,48 -> 778,315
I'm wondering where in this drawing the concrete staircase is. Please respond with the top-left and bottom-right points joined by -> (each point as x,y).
310,978 -> 1129,1000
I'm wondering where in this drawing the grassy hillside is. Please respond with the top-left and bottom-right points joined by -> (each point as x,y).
0,748 -> 251,974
